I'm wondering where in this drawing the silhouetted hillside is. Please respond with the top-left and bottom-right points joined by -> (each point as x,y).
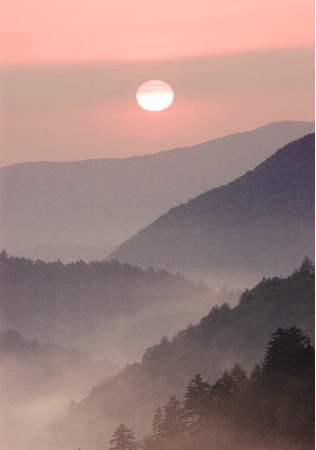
0,121 -> 313,262
0,251 -> 217,363
45,262 -> 314,450
110,134 -> 315,285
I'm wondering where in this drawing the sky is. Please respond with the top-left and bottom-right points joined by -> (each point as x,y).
0,0 -> 314,166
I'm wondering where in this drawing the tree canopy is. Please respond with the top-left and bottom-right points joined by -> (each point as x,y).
109,424 -> 139,450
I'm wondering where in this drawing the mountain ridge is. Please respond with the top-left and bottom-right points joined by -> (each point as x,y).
0,252 -> 218,363
109,133 -> 315,285
1,120 -> 314,262
2,120 -> 313,169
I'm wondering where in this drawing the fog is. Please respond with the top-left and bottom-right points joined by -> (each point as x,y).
1,126 -> 313,449
96,285 -> 239,364
1,263 -> 313,450
0,330 -> 119,450
2,393 -> 71,450
0,278 -> 239,450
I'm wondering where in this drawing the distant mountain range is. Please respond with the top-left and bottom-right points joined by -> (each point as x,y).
110,134 -> 315,286
0,121 -> 314,262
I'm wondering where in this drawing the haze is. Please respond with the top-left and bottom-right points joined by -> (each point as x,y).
0,1 -> 314,449
0,0 -> 314,166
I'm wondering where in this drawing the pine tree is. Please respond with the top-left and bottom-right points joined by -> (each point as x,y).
249,364 -> 263,384
210,370 -> 235,423
151,407 -> 164,442
247,364 -> 268,433
211,371 -> 234,404
161,396 -> 186,440
183,373 -> 212,433
109,424 -> 139,450
263,326 -> 314,376
298,257 -> 314,274
230,363 -> 247,386
261,326 -> 315,439
229,364 -> 249,427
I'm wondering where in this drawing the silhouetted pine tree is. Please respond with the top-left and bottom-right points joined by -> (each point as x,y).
249,364 -> 263,384
298,257 -> 315,274
263,326 -> 314,376
228,363 -> 249,427
144,326 -> 314,449
183,373 -> 212,433
262,326 -> 315,441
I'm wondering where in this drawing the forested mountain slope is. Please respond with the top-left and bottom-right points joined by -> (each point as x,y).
1,121 -> 313,262
119,327 -> 314,450
46,262 -> 314,450
0,252 -> 217,363
110,134 -> 315,285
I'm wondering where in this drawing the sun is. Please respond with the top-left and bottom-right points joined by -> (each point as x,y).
136,80 -> 174,112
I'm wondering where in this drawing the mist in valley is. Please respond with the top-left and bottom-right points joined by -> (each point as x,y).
1,0 -> 314,443
0,329 -> 119,450
0,129 -> 314,450
0,252 -> 241,450
1,260 -> 314,450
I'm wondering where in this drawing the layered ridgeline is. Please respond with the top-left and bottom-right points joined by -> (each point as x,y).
45,261 -> 314,450
1,121 -> 314,262
0,330 -> 117,450
110,134 -> 315,286
0,252 -> 230,363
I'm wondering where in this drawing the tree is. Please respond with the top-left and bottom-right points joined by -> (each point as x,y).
261,326 -> 315,439
239,288 -> 255,305
161,396 -> 186,440
249,364 -> 263,384
230,363 -> 248,388
143,406 -> 166,448
298,257 -> 314,274
263,326 -> 314,376
109,424 -> 139,450
211,371 -> 234,403
183,373 -> 212,433
151,407 -> 164,442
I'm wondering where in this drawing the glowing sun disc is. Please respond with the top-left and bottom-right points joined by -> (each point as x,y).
136,80 -> 174,111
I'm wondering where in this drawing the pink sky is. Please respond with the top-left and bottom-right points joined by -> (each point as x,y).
1,0 -> 313,65
0,0 -> 314,166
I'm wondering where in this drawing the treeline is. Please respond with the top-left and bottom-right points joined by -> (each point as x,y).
0,250 -> 210,359
109,326 -> 314,450
0,250 -> 207,319
141,257 -> 315,380
50,259 -> 314,450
